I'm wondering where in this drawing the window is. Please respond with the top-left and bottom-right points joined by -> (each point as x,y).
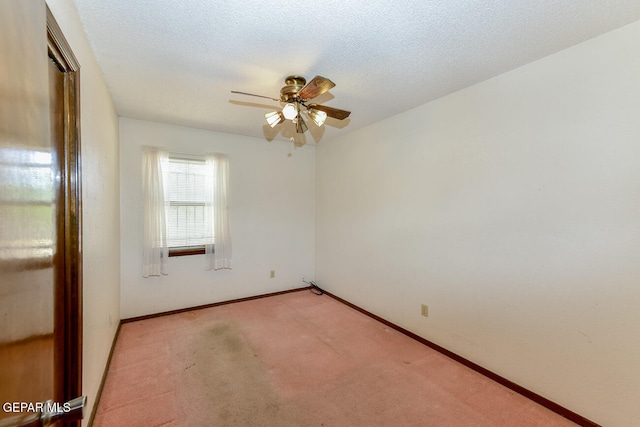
164,156 -> 211,256
142,148 -> 231,275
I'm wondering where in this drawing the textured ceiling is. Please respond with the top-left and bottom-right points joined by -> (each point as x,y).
72,0 -> 640,145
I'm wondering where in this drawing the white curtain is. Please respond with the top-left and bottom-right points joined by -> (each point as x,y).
205,153 -> 232,270
142,147 -> 169,277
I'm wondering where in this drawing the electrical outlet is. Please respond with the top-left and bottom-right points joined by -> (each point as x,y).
270,270 -> 275,278
421,304 -> 429,317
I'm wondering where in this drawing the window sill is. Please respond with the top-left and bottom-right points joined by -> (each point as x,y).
169,246 -> 205,257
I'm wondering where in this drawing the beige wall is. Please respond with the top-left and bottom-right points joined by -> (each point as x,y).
119,118 -> 315,318
316,19 -> 640,427
45,1 -> 120,424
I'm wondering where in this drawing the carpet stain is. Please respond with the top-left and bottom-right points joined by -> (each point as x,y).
177,320 -> 312,426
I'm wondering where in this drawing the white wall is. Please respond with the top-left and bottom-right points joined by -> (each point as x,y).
45,1 -> 121,425
119,118 -> 315,318
316,20 -> 640,427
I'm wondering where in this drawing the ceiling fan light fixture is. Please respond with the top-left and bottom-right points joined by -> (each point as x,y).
295,115 -> 308,134
282,103 -> 298,120
308,108 -> 328,127
265,111 -> 284,127
232,75 -> 351,142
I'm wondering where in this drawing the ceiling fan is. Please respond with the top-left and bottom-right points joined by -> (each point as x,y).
231,75 -> 351,135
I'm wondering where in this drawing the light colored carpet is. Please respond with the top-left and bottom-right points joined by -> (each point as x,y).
93,290 -> 577,426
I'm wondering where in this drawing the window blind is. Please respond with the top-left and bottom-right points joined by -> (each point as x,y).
164,157 -> 212,248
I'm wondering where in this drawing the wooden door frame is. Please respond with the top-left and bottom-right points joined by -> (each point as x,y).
46,6 -> 83,410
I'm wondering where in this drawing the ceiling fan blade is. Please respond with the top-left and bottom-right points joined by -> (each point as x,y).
296,116 -> 308,134
298,76 -> 335,101
230,90 -> 280,102
307,103 -> 351,120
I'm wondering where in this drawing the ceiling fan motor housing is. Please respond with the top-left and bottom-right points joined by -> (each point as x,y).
280,75 -> 306,102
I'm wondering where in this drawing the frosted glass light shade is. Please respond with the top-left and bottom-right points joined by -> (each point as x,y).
265,111 -> 284,127
308,108 -> 327,127
282,103 -> 298,120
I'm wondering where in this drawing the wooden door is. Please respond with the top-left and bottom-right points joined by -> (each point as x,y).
0,1 -> 82,425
